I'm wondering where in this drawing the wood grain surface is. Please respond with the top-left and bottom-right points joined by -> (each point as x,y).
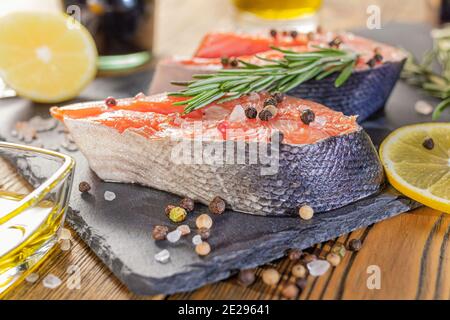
1,0 -> 449,300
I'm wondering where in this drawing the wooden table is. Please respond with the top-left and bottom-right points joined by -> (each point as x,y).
2,0 -> 449,300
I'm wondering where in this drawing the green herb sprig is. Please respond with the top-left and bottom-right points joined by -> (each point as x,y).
401,27 -> 450,119
169,46 -> 358,114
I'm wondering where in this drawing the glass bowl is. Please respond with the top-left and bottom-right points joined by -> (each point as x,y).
0,142 -> 75,297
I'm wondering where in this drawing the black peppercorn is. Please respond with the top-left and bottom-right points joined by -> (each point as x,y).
209,196 -> 226,215
329,37 -> 342,48
180,197 -> 195,212
105,96 -> 117,107
78,181 -> 91,193
288,249 -> 302,261
290,30 -> 298,39
374,53 -> 383,62
269,29 -> 277,38
272,92 -> 285,103
245,107 -> 258,119
198,227 -> 211,240
230,59 -> 239,67
237,269 -> 256,286
367,58 -> 377,68
295,278 -> 307,291
348,239 -> 362,252
165,204 -> 176,216
259,109 -> 273,121
300,109 -> 315,125
152,225 -> 169,241
264,97 -> 278,107
282,30 -> 288,37
221,56 -> 229,67
422,137 -> 434,150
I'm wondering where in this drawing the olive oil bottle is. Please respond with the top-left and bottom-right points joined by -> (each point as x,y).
233,0 -> 322,20
232,0 -> 322,32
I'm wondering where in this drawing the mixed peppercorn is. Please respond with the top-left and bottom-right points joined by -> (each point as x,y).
232,238 -> 363,299
152,196 -> 227,259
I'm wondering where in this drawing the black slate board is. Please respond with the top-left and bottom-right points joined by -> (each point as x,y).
0,24 -> 443,295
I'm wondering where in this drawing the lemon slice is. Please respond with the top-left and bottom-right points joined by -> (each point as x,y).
380,123 -> 450,213
0,12 -> 97,103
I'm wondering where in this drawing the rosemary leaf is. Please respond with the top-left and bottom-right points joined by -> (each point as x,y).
280,67 -> 322,92
173,46 -> 358,114
335,60 -> 356,87
432,97 -> 450,120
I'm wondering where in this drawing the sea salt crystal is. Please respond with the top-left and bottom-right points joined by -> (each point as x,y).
167,229 -> 182,243
177,224 -> 191,236
42,274 -> 62,289
314,116 -> 327,127
28,116 -> 57,132
307,259 -> 330,276
25,273 -> 39,283
247,92 -> 260,102
104,191 -> 116,201
155,249 -> 170,263
229,105 -> 246,122
58,228 -> 72,240
414,100 -> 433,115
192,235 -> 203,246
60,239 -> 71,251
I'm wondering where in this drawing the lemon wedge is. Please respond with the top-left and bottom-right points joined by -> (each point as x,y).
380,123 -> 450,213
0,11 -> 97,103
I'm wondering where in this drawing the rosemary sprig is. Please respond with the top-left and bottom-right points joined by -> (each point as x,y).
169,47 -> 359,114
401,27 -> 450,119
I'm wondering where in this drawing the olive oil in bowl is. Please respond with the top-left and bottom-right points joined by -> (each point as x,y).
0,191 -> 64,294
0,142 -> 74,297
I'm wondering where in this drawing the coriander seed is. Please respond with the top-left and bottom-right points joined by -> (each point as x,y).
326,252 -> 341,267
262,268 -> 280,286
196,214 -> 213,229
291,264 -> 307,278
281,283 -> 299,299
299,205 -> 314,220
195,241 -> 211,256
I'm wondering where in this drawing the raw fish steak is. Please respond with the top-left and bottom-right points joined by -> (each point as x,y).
51,93 -> 384,216
149,31 -> 406,121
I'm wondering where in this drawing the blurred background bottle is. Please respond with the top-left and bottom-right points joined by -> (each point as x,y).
63,0 -> 155,73
232,0 -> 322,32
441,0 -> 450,23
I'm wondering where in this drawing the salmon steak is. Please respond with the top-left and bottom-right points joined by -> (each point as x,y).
149,31 -> 406,121
51,92 -> 385,216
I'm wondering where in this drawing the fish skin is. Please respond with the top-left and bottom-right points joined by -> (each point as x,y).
287,60 -> 406,122
64,118 -> 384,216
